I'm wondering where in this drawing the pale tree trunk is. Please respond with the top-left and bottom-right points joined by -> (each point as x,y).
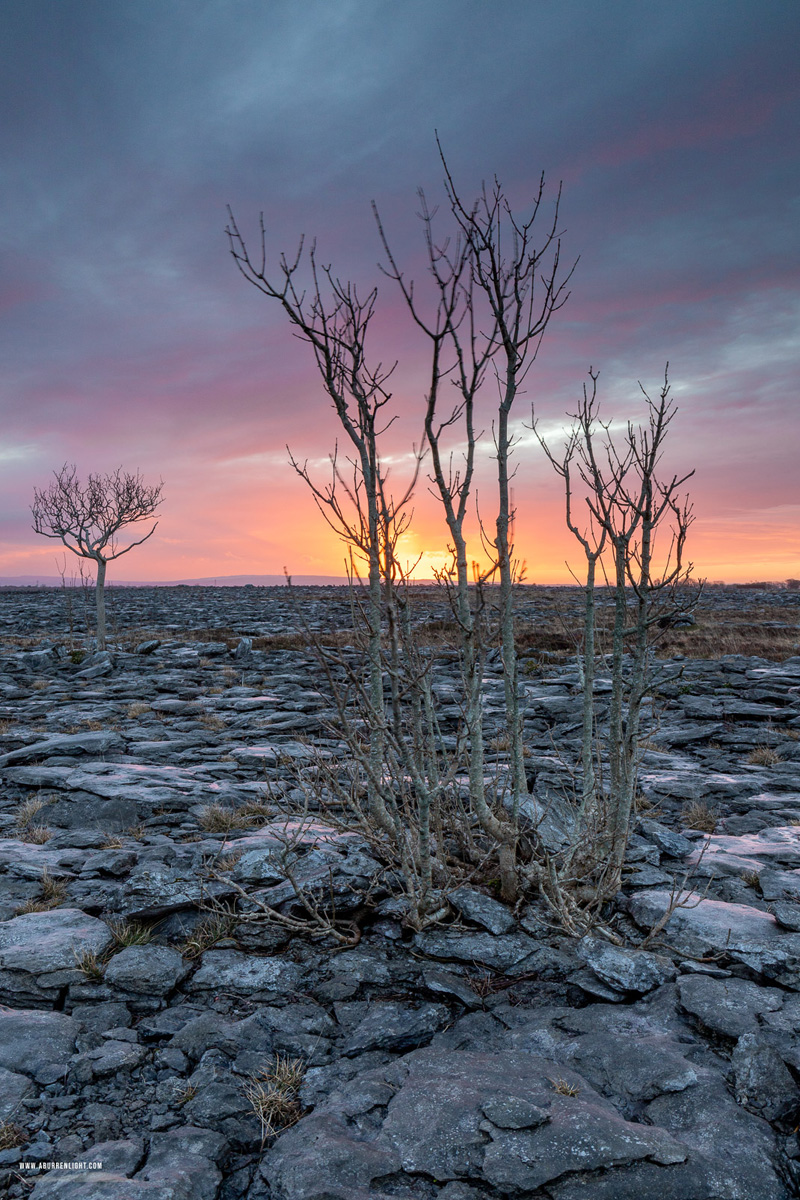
94,557 -> 107,651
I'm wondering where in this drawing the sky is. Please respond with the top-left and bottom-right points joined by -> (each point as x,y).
1,0 -> 798,584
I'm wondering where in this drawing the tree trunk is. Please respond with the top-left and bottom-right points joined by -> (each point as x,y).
95,557 -> 107,651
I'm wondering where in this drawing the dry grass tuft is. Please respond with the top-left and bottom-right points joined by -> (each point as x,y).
549,1077 -> 580,1097
174,1082 -> 199,1108
15,795 -> 46,826
239,799 -> 273,823
180,909 -> 236,959
747,746 -> 781,767
14,868 -> 68,914
20,824 -> 53,844
108,919 -> 153,947
74,949 -> 105,981
242,1053 -> 306,1141
198,804 -> 251,833
127,701 -> 151,719
0,1120 -> 25,1150
123,823 -> 147,841
201,713 -> 227,732
680,800 -> 718,833
741,869 -> 762,889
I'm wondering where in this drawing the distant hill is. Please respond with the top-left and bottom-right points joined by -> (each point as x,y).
0,574 -> 348,588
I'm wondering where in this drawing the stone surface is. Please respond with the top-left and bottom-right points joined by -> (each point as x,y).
104,946 -> 189,997
677,973 -> 784,1038
0,586 -> 798,1200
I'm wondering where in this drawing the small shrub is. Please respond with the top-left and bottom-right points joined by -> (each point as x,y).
20,824 -> 52,844
74,949 -> 105,981
174,1082 -> 198,1108
0,1120 -> 25,1150
747,746 -> 781,767
108,919 -> 153,947
70,649 -> 86,664
198,804 -> 250,833
680,800 -> 718,833
549,1077 -> 580,1097
242,1053 -> 306,1140
742,870 -> 761,889
180,909 -> 236,959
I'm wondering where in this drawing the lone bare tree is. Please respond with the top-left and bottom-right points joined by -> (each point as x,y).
32,465 -> 164,650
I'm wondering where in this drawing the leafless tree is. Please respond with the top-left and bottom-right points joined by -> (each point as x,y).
31,465 -> 164,650
228,145 -> 575,913
374,144 -> 575,898
537,368 -> 700,914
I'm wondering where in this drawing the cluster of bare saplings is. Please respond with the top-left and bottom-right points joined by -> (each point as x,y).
30,147 -> 699,934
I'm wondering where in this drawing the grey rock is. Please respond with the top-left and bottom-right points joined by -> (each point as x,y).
422,967 -> 481,1009
84,1040 -> 148,1077
0,1008 -> 79,1080
413,930 -> 538,972
135,640 -> 161,655
0,730 -> 123,766
118,862 -> 233,919
181,1050 -> 262,1147
638,818 -> 693,858
80,1138 -> 145,1176
627,889 -> 800,982
447,885 -> 517,934
341,1001 -> 450,1055
104,946 -> 189,997
169,1011 -> 240,1061
0,907 -> 112,993
0,1065 -> 34,1119
732,1031 -> 800,1120
678,974 -> 784,1038
771,900 -> 800,930
189,949 -> 300,995
580,936 -> 677,994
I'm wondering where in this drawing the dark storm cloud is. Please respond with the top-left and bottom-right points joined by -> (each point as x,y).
0,0 -> 797,577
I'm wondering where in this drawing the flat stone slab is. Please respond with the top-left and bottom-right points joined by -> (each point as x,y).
628,890 -> 800,983
678,974 -> 785,1038
189,950 -> 301,995
0,908 -> 112,974
104,946 -> 189,997
0,730 -> 124,767
0,1007 -> 79,1079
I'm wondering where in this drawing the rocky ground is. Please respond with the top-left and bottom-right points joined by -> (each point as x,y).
0,584 -> 799,1199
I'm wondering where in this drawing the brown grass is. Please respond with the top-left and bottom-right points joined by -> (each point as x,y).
680,800 -> 718,832
0,1120 -> 24,1150
180,909 -> 236,959
20,824 -> 52,844
747,746 -> 781,767
549,1077 -> 580,1097
14,867 -> 68,914
242,1053 -> 306,1141
197,803 -> 252,833
108,919 -> 153,947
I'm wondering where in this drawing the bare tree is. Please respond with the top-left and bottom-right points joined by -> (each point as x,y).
375,145 -> 575,899
228,146 -> 575,914
537,368 -> 699,918
31,465 -> 164,650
